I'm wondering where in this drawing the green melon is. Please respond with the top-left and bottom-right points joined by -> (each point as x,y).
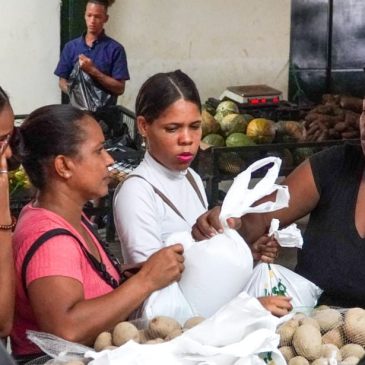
202,133 -> 225,147
216,100 -> 239,115
219,113 -> 249,136
246,118 -> 276,144
225,133 -> 255,147
214,110 -> 235,123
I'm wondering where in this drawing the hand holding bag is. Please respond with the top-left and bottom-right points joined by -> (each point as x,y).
68,63 -> 116,112
175,157 -> 290,318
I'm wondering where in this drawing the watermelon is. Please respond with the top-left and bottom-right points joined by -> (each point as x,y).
202,133 -> 225,147
219,113 -> 249,136
225,133 -> 255,147
246,118 -> 276,144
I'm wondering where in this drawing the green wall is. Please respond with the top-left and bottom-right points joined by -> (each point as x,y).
60,0 -> 87,48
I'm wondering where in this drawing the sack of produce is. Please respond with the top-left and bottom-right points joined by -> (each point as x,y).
172,157 -> 290,318
86,292 -> 287,365
276,306 -> 365,365
243,263 -> 323,309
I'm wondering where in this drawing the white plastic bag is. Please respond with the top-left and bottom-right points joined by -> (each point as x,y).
268,218 -> 303,248
86,292 -> 287,365
128,282 -> 196,324
177,157 -> 290,317
243,263 -> 323,309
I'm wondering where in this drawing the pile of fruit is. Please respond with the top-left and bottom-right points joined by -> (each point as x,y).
277,306 -> 365,365
93,315 -> 205,351
200,100 -> 307,174
202,100 -> 285,148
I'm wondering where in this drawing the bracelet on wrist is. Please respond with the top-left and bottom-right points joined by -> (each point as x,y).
0,216 -> 17,231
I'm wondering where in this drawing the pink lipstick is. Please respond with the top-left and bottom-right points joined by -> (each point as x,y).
177,153 -> 194,163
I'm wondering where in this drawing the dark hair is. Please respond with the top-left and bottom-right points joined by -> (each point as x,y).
0,86 -> 10,112
135,70 -> 201,123
87,0 -> 114,9
19,104 -> 90,190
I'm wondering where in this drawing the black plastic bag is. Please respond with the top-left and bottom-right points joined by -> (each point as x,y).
103,122 -> 139,150
68,63 -> 116,112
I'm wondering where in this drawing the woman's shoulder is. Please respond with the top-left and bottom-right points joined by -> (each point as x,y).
13,205 -> 70,246
311,143 -> 360,167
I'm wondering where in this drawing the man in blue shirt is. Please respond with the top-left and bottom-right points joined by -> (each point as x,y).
55,0 -> 130,141
55,0 -> 129,104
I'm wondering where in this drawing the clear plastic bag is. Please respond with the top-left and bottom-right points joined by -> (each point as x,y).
26,330 -> 92,364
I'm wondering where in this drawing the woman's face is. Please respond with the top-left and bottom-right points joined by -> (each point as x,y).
139,99 -> 202,171
0,104 -> 14,160
67,115 -> 114,200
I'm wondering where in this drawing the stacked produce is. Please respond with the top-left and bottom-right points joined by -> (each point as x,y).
303,94 -> 362,142
277,306 -> 365,365
201,100 -> 306,174
93,315 -> 205,351
199,95 -> 361,177
201,100 -> 309,148
202,100 -> 281,148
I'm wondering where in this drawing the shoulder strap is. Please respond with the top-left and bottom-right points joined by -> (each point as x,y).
127,174 -> 186,221
21,229 -> 75,295
81,216 -> 123,277
186,170 -> 206,209
21,224 -> 122,296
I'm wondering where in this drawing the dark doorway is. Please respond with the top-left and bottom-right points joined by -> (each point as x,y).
289,0 -> 365,104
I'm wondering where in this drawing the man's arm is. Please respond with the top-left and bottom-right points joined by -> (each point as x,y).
59,78 -> 69,95
79,55 -> 125,95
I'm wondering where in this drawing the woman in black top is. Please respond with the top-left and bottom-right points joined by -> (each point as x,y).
193,100 -> 365,308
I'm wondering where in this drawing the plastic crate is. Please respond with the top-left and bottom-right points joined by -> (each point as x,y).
194,139 -> 360,207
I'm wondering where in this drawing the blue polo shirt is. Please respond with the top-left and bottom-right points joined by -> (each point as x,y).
54,31 -> 130,81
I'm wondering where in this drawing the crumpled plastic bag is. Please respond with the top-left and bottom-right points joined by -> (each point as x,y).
268,218 -> 303,248
176,157 -> 290,318
86,292 -> 287,365
68,62 -> 116,112
26,330 -> 92,364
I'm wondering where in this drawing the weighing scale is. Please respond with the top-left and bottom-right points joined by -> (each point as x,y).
219,84 -> 283,107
